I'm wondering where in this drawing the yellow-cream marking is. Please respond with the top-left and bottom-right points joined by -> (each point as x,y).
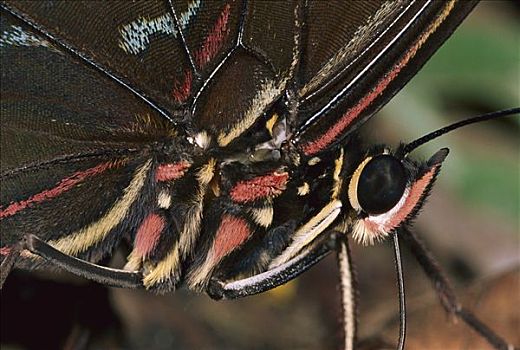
217,79 -> 287,147
124,251 -> 142,271
187,253 -> 214,290
270,199 -> 342,268
50,160 -> 152,256
270,150 -> 343,267
126,185 -> 177,277
348,156 -> 372,212
194,131 -> 211,149
331,148 -> 344,199
179,159 -> 215,257
307,157 -> 321,166
265,113 -> 279,136
143,242 -> 181,288
217,3 -> 300,148
198,158 -> 216,184
297,182 -> 310,196
143,159 -> 216,289
158,190 -> 172,209
424,1 -> 457,48
250,206 -> 274,228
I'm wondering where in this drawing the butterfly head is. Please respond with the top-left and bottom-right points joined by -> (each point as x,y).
345,146 -> 448,245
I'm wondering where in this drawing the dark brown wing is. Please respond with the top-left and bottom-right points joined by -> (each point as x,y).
292,0 -> 479,156
0,3 -> 181,259
0,10 -> 167,253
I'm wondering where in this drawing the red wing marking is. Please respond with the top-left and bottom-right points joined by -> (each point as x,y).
134,213 -> 166,258
171,4 -> 230,101
194,4 -> 231,69
230,172 -> 289,203
0,161 -> 117,219
172,69 -> 193,103
211,214 -> 251,263
0,246 -> 11,256
301,54 -> 410,156
383,166 -> 438,231
155,161 -> 191,182
301,2 -> 456,156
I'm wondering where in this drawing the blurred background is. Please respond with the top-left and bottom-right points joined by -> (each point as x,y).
2,1 -> 518,349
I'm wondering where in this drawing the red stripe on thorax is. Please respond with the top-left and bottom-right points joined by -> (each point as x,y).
194,4 -> 231,69
155,161 -> 190,182
134,213 -> 166,258
230,172 -> 289,203
0,162 -> 116,219
211,214 -> 251,263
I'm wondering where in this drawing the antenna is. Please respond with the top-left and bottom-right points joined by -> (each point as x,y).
404,108 -> 519,155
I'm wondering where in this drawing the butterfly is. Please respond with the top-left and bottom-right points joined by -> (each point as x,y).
0,1 -> 517,349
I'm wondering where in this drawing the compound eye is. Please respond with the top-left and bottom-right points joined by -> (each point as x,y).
357,155 -> 406,215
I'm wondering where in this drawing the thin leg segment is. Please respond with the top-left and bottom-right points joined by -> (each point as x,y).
400,226 -> 513,350
206,233 -> 337,300
25,234 -> 144,289
0,243 -> 23,289
337,236 -> 357,350
393,232 -> 406,350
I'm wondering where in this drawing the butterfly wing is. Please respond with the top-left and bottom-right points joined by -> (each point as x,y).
292,0 -> 478,156
0,4 -> 176,261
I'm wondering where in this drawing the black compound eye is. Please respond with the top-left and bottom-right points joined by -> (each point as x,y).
357,155 -> 407,215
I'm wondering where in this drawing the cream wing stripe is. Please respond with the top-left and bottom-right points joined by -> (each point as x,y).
50,160 -> 152,256
217,79 -> 287,147
143,159 -> 216,288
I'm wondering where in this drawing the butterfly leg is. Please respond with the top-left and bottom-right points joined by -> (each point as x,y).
22,234 -> 144,289
392,233 -> 406,350
206,231 -> 338,300
400,226 -> 514,350
337,236 -> 358,350
0,242 -> 24,289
